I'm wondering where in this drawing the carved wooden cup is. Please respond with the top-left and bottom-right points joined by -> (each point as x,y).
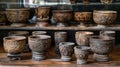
74,46 -> 89,64
93,10 -> 117,27
28,35 -> 51,61
59,42 -> 75,62
90,36 -> 114,62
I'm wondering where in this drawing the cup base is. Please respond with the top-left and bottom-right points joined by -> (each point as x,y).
61,56 -> 72,62
32,51 -> 45,61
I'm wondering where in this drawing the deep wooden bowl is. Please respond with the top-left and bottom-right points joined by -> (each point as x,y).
53,10 -> 73,23
74,12 -> 92,22
90,36 -> 114,54
93,10 -> 117,26
4,36 -> 26,53
6,8 -> 30,23
28,35 -> 51,52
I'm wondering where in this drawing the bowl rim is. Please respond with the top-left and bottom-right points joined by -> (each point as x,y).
74,12 -> 92,13
90,35 -> 114,41
9,31 -> 29,35
29,35 -> 51,40
52,10 -> 72,13
4,36 -> 26,41
93,10 -> 117,13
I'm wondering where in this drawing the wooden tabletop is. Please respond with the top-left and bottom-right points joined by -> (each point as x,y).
0,46 -> 119,67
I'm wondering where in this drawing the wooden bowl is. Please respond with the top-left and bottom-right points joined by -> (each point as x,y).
28,35 -> 51,52
4,36 -> 26,54
6,8 -> 30,23
90,36 -> 114,61
52,10 -> 73,26
74,12 -> 92,22
93,10 -> 117,27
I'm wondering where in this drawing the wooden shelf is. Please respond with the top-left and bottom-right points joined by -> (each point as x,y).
0,24 -> 120,31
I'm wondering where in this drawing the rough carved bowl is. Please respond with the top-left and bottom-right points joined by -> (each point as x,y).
93,10 -> 117,27
52,10 -> 73,25
74,46 -> 89,64
28,35 -> 51,52
90,36 -> 114,54
6,8 -> 30,23
74,12 -> 92,22
4,36 -> 26,54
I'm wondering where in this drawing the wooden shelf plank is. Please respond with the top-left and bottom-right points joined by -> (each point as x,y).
0,24 -> 120,31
